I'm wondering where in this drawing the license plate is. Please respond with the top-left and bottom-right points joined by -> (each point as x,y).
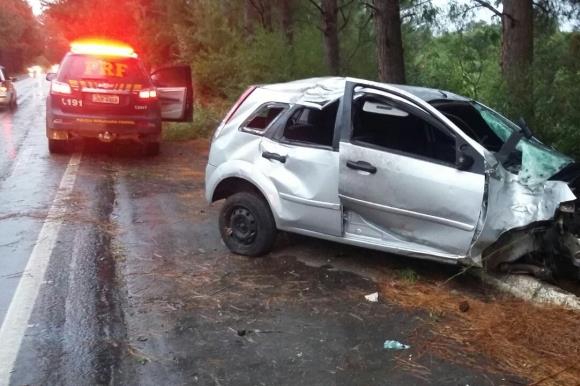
91,94 -> 119,104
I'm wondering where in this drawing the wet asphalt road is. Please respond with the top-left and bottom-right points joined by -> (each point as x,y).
0,78 -> 525,385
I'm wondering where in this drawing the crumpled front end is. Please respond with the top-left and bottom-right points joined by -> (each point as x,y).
469,157 -> 580,279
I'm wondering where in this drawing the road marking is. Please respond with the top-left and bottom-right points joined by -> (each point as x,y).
0,153 -> 82,386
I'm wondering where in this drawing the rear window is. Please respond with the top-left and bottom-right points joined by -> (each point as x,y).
57,54 -> 149,84
241,104 -> 286,135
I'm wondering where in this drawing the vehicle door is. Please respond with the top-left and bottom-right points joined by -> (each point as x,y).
150,65 -> 193,122
258,102 -> 342,236
337,82 -> 485,257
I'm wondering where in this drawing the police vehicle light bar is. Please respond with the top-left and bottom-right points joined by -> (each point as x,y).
70,39 -> 137,58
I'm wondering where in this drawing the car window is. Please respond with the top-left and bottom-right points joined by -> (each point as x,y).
150,66 -> 190,87
242,104 -> 286,135
352,96 -> 456,164
57,54 -> 149,84
282,101 -> 338,147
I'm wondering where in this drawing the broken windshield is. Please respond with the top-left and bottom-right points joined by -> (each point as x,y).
472,103 -> 573,185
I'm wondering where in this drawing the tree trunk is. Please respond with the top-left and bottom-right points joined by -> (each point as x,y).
321,0 -> 340,75
279,0 -> 294,46
245,0 -> 272,33
501,0 -> 534,122
373,0 -> 406,84
245,0 -> 259,35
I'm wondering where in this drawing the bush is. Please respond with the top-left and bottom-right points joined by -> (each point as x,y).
163,102 -> 229,142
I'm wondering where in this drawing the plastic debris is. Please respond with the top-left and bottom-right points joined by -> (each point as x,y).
383,340 -> 410,350
365,292 -> 379,302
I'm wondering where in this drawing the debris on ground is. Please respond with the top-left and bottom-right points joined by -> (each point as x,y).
364,292 -> 379,302
383,340 -> 411,350
379,277 -> 580,386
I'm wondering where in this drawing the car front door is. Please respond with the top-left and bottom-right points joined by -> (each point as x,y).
337,82 -> 485,258
150,65 -> 193,122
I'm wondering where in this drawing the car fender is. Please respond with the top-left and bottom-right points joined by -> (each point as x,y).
206,159 -> 284,226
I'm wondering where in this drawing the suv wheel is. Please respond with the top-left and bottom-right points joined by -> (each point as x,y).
48,139 -> 71,154
219,192 -> 277,256
144,142 -> 160,156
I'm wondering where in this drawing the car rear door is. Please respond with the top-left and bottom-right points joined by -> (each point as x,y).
337,81 -> 485,258
150,65 -> 193,122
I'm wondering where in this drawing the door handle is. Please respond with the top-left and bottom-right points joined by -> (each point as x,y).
346,160 -> 377,174
262,151 -> 287,163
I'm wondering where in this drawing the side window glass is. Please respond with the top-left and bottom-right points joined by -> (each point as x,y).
150,65 -> 191,87
282,101 -> 338,147
352,97 -> 456,164
242,104 -> 286,135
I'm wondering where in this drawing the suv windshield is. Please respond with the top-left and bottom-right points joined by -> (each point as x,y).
58,54 -> 149,84
473,103 -> 573,185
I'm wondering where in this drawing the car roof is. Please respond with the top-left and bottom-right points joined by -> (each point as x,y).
259,77 -> 469,106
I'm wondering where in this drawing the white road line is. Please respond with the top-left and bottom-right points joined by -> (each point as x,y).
0,153 -> 82,386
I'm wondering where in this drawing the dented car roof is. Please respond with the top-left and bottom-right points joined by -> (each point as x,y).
260,77 -> 470,105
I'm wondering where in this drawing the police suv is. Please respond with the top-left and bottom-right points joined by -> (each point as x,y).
46,39 -> 193,155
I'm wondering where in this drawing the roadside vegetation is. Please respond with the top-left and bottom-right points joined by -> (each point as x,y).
3,1 -> 579,154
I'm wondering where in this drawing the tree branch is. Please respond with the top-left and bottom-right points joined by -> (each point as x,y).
473,0 -> 515,24
361,1 -> 378,14
307,0 -> 324,14
532,1 -> 550,15
473,0 -> 502,17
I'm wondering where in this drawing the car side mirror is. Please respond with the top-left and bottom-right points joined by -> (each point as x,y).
516,117 -> 533,139
456,152 -> 474,171
9,77 -> 17,82
46,73 -> 57,81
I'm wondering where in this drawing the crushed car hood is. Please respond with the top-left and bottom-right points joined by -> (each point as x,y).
469,156 -> 576,264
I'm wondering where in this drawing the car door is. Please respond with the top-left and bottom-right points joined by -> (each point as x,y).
337,81 -> 485,257
258,103 -> 342,237
150,65 -> 193,122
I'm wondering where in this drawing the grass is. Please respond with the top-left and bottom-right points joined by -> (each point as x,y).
397,268 -> 419,284
163,102 -> 229,142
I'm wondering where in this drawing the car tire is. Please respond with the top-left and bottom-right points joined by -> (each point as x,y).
48,139 -> 71,154
219,192 -> 277,256
144,142 -> 160,156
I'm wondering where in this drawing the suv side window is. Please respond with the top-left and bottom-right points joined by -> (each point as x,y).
281,101 -> 338,148
242,103 -> 286,135
352,96 -> 456,165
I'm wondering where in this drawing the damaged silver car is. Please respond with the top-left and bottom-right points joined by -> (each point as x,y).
205,77 -> 580,279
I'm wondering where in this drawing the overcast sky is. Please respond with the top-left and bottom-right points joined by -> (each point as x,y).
27,0 -> 42,15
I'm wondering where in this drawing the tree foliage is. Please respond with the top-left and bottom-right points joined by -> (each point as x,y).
38,0 -> 580,157
0,0 -> 43,72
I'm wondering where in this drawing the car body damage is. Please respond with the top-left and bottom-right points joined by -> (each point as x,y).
206,77 -> 580,279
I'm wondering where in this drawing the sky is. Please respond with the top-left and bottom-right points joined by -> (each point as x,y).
27,0 -> 42,15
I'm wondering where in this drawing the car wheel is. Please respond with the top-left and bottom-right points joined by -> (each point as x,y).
144,142 -> 160,156
48,139 -> 71,154
219,192 -> 277,256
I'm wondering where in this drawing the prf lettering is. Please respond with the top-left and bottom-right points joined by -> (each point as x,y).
84,60 -> 128,78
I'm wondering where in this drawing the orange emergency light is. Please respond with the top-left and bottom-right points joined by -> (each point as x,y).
70,39 -> 137,58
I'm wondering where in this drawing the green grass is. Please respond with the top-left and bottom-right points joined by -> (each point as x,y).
162,102 -> 229,142
397,268 -> 419,284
